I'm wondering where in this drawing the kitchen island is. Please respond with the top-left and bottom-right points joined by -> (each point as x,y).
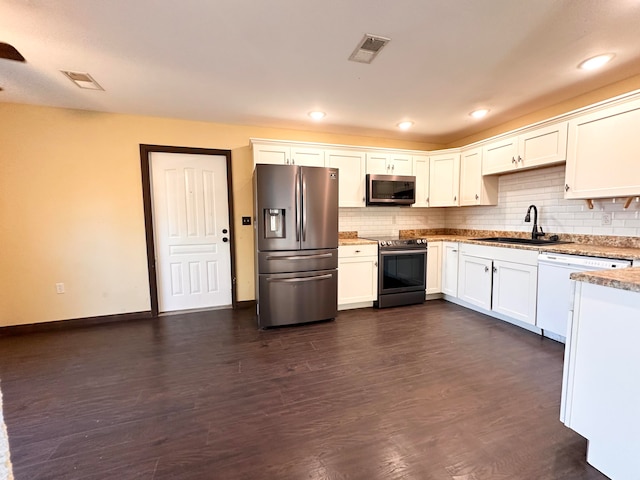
560,268 -> 640,480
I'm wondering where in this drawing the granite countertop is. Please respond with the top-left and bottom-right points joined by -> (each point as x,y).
570,268 -> 640,293
338,238 -> 378,246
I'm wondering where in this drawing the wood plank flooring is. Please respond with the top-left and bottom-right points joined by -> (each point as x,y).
0,300 -> 606,479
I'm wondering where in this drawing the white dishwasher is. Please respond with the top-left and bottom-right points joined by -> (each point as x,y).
537,252 -> 631,342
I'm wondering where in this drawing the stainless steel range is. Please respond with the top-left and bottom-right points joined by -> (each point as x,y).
366,236 -> 427,308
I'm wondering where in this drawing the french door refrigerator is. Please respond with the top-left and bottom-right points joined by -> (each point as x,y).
254,164 -> 339,328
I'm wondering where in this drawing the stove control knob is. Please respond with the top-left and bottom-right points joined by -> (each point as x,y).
380,241 -> 386,246
417,239 -> 422,244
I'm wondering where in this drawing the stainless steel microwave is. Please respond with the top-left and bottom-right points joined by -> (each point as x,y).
366,174 -> 416,206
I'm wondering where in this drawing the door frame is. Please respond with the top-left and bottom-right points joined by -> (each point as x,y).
140,144 -> 237,316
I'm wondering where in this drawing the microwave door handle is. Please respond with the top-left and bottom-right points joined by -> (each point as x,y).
295,172 -> 301,242
302,174 -> 307,242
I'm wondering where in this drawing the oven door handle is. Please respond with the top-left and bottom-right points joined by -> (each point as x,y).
380,249 -> 427,256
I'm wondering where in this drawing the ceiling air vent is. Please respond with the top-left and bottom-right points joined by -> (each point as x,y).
61,71 -> 104,90
348,34 -> 391,64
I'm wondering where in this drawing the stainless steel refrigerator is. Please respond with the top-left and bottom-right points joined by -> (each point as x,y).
254,164 -> 339,328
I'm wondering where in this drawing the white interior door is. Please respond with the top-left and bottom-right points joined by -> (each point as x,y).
150,152 -> 232,312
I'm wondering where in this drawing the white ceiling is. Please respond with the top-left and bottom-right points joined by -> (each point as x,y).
2,0 -> 640,144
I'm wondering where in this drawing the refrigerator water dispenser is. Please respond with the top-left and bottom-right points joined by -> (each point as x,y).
264,208 -> 285,238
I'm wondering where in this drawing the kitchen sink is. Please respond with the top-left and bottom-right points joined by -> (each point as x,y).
473,237 -> 573,246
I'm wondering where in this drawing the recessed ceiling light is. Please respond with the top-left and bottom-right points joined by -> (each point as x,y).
470,109 -> 489,119
578,54 -> 615,71
397,121 -> 413,130
308,111 -> 326,120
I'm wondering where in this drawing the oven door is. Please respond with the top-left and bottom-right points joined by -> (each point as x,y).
379,249 -> 426,294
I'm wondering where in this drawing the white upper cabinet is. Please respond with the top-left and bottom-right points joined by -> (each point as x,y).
366,152 -> 412,176
429,152 -> 460,207
412,155 -> 430,207
326,149 -> 367,207
482,136 -> 518,175
459,147 -> 498,206
565,97 -> 640,199
253,142 -> 325,167
482,122 -> 567,175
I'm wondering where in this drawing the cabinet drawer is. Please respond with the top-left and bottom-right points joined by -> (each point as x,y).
338,244 -> 378,258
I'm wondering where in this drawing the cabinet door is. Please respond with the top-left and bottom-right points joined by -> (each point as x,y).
441,242 -> 459,297
389,154 -> 413,175
482,136 -> 518,175
412,155 -> 430,207
429,152 -> 460,207
366,152 -> 389,174
518,122 -> 567,169
458,254 -> 493,310
253,144 -> 289,165
492,260 -> 537,325
290,146 -> 325,167
460,147 -> 498,206
338,256 -> 378,305
326,150 -> 367,207
426,241 -> 442,294
565,98 -> 640,199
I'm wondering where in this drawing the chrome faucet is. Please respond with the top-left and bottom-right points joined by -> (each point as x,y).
525,205 -> 545,240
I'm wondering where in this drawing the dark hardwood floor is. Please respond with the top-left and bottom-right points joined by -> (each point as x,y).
0,300 -> 606,480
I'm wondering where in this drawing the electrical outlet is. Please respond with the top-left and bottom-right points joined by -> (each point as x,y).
602,213 -> 612,226
55,282 -> 65,294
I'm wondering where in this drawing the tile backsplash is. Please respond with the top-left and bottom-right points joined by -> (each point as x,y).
340,165 -> 640,237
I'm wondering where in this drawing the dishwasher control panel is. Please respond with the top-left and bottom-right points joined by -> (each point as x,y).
538,253 -> 632,269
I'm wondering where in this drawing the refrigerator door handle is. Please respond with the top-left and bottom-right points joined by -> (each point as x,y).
302,174 -> 307,242
266,274 -> 333,283
266,253 -> 333,261
295,172 -> 301,241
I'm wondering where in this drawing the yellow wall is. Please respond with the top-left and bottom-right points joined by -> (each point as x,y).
447,73 -> 640,147
0,103 -> 439,326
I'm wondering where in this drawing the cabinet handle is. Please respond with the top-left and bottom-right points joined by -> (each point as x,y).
286,159 -> 290,165
517,155 -> 522,163
362,196 -> 365,202
475,194 -> 479,200
484,266 -> 489,272
454,196 -> 457,201
374,262 -> 378,267
512,156 -> 516,164
426,197 -> 429,203
452,249 -> 458,253
292,159 -> 295,165
355,250 -> 361,253
493,266 -> 497,273
565,184 -> 570,192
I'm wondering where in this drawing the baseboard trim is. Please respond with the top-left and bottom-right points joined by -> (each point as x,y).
0,311 -> 154,337
235,300 -> 256,310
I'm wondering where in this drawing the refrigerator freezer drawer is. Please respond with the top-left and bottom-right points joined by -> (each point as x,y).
258,269 -> 338,328
258,248 -> 338,274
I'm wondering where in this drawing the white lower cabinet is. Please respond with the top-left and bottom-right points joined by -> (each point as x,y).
457,254 -> 492,309
441,242 -> 459,297
338,245 -> 378,310
457,244 -> 538,326
562,281 -> 640,480
426,241 -> 442,294
492,260 -> 537,325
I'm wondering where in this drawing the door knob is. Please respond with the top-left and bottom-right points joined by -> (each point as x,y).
222,228 -> 228,234
222,237 -> 229,243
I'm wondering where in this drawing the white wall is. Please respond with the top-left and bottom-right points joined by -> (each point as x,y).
446,165 -> 640,236
340,165 -> 640,238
